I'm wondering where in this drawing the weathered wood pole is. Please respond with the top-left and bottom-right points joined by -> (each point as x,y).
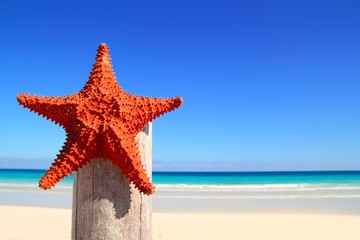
72,123 -> 152,240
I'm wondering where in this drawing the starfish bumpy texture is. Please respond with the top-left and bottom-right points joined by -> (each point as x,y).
17,43 -> 183,195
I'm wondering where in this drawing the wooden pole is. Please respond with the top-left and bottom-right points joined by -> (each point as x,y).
72,123 -> 152,240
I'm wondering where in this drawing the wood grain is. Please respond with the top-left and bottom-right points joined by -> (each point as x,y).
72,123 -> 152,240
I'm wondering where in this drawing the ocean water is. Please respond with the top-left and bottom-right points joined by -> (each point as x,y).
1,169 -> 360,192
0,169 -> 73,192
1,169 -> 360,213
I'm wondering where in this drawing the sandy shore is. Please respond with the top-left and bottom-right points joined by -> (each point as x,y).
1,206 -> 359,240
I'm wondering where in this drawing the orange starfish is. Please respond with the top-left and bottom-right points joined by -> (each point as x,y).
17,43 -> 182,195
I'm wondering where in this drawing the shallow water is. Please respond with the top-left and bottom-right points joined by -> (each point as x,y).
1,169 -> 359,214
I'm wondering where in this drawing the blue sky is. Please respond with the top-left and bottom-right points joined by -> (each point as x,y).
0,0 -> 359,171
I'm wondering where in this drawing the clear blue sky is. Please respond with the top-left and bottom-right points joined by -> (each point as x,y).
1,0 -> 359,171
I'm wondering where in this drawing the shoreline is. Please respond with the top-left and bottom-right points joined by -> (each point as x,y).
1,170 -> 359,239
2,169 -> 359,215
1,190 -> 360,215
1,205 -> 359,240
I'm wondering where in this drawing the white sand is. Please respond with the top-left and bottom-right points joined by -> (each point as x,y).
1,206 -> 359,240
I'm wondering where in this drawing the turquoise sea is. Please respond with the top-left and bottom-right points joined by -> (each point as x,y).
1,169 -> 360,213
1,169 -> 360,190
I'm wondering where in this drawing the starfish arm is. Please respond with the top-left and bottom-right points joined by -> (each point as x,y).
105,131 -> 155,195
39,128 -> 93,189
121,93 -> 183,132
17,93 -> 78,128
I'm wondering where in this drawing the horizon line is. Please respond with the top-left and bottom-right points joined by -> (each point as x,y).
1,168 -> 360,173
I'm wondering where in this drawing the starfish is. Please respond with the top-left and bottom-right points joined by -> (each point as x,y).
17,43 -> 182,195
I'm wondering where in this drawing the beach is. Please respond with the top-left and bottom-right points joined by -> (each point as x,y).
1,205 -> 360,240
1,170 -> 360,239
